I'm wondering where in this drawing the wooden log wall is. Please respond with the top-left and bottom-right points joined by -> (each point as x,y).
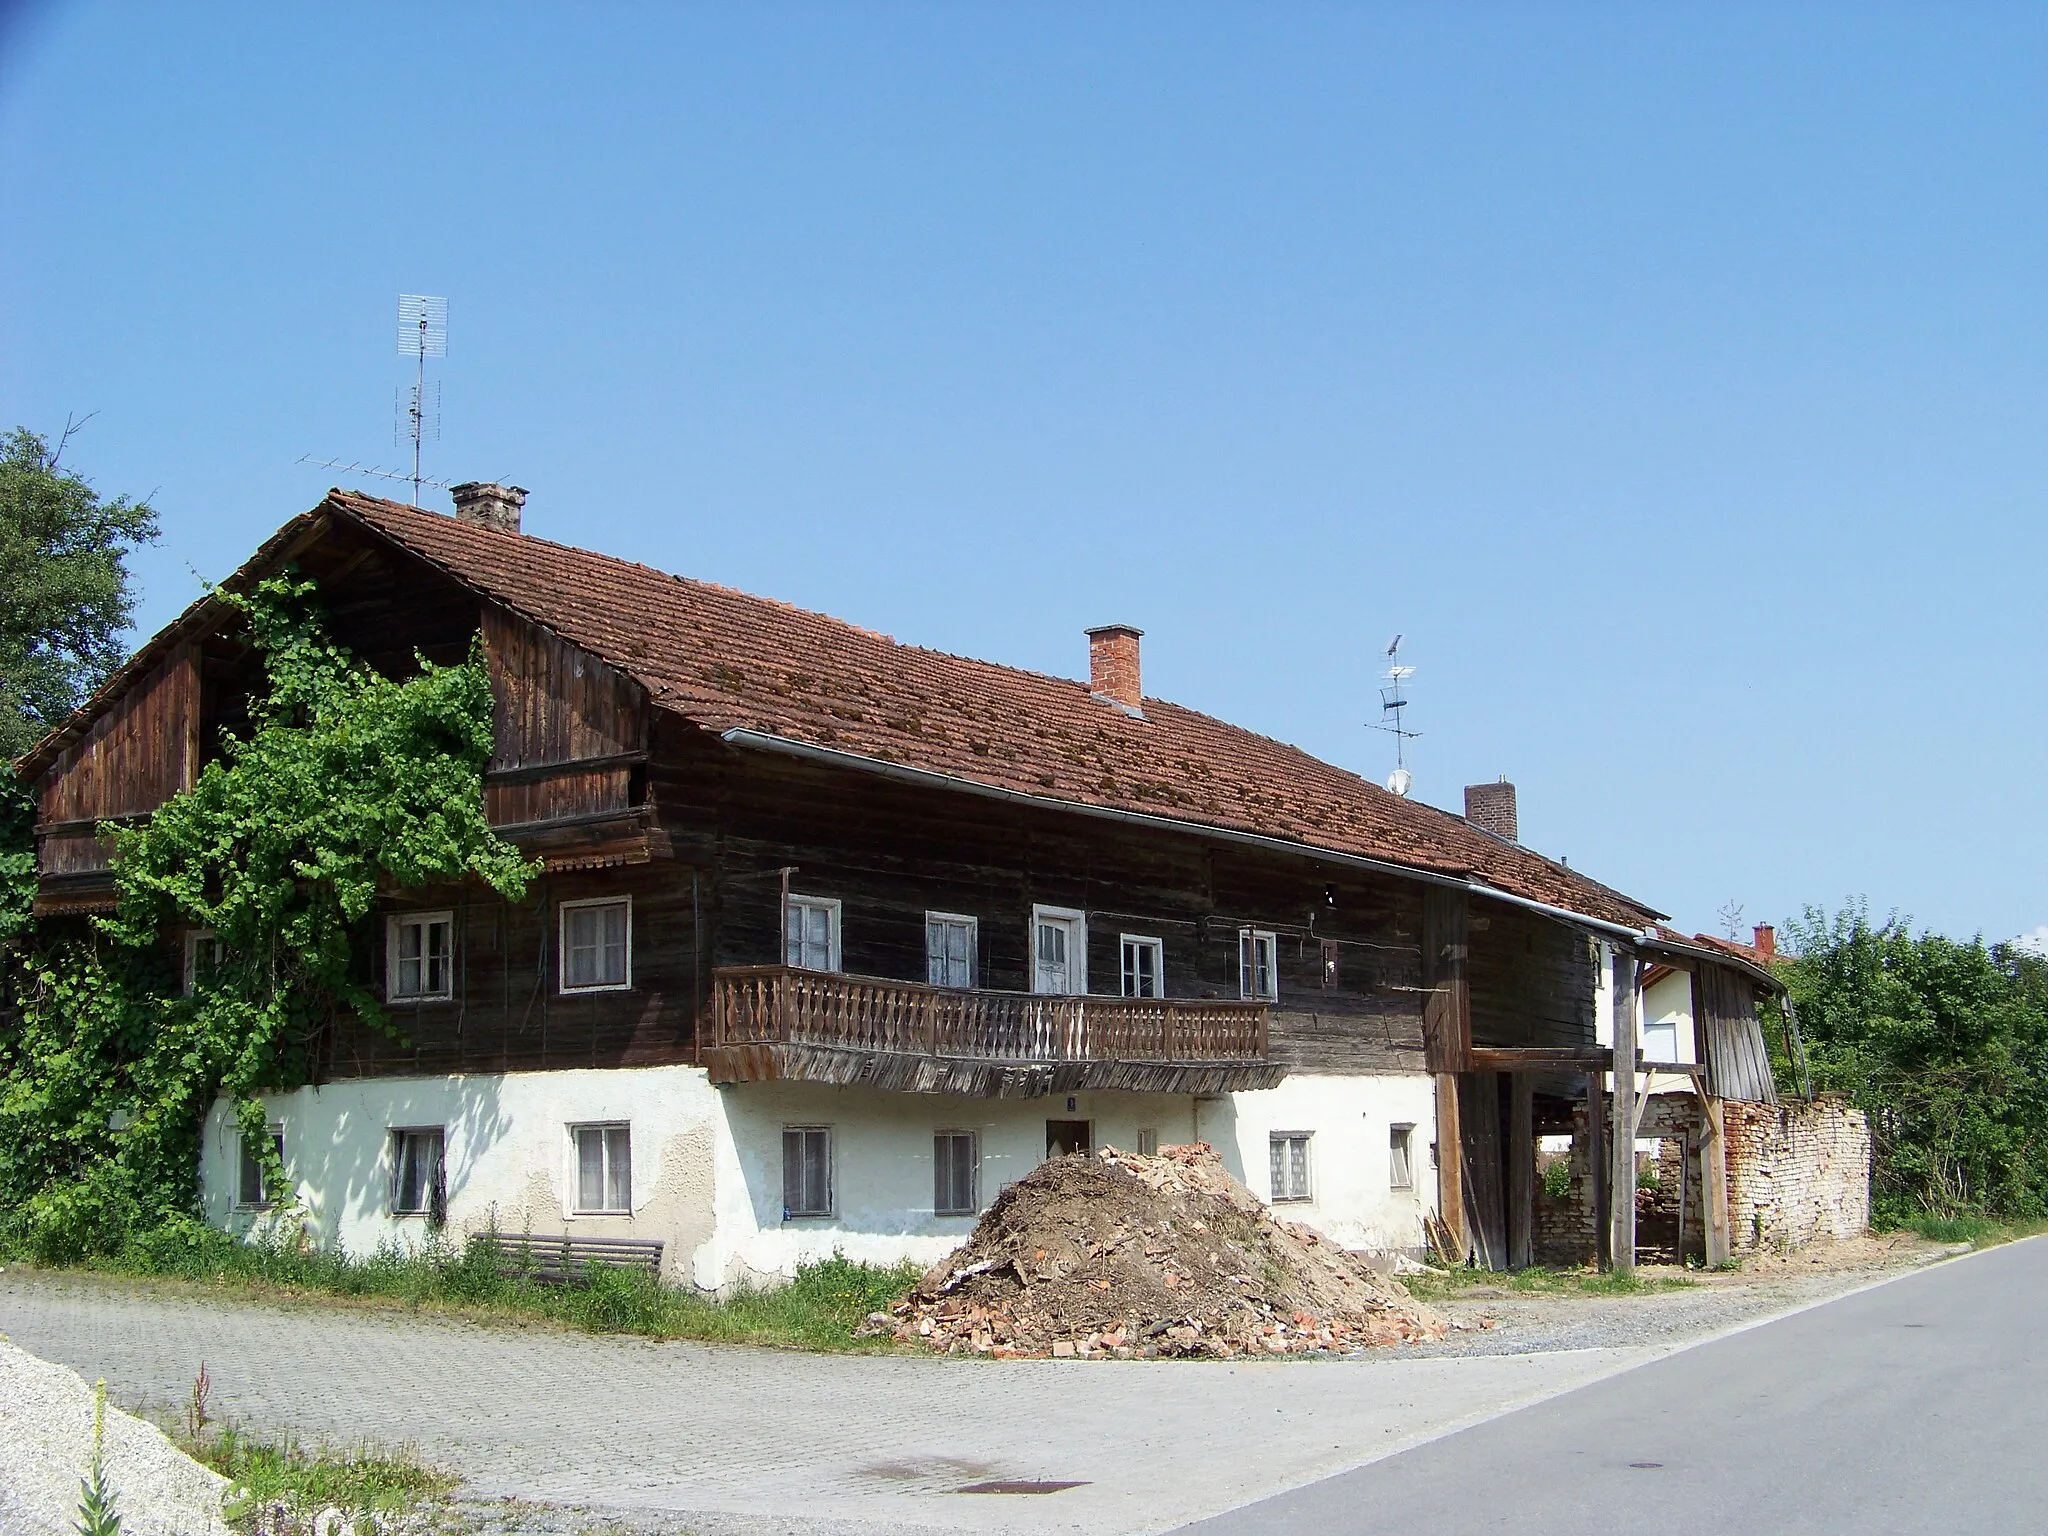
1467,899 -> 1599,1052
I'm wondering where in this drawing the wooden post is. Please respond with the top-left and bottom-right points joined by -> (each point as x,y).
1435,1072 -> 1465,1261
1702,1095 -> 1732,1266
1585,1068 -> 1608,1269
1509,1073 -> 1534,1269
1610,947 -> 1640,1276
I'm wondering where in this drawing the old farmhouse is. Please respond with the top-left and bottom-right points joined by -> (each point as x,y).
15,483 -> 1829,1285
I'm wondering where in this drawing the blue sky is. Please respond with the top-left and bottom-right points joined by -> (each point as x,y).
3,4 -> 2042,946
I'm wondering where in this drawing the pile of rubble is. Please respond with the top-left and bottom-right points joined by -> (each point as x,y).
863,1142 -> 1447,1358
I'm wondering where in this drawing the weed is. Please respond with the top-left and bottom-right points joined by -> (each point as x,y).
74,1379 -> 124,1536
32,1223 -> 924,1352
1897,1213 -> 2048,1248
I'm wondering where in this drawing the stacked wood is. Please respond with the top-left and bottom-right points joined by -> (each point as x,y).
861,1143 -> 1446,1358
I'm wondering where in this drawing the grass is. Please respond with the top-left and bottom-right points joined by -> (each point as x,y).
192,1427 -> 457,1527
19,1216 -> 922,1352
1399,1263 -> 1697,1302
1892,1213 -> 2048,1249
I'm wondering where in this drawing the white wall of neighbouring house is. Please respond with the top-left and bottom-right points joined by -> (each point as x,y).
1203,1074 -> 1440,1255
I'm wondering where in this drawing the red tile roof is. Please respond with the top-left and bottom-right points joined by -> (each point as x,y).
328,493 -> 1659,928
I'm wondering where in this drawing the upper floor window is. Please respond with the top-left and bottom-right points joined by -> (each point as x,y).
183,930 -> 223,996
560,896 -> 631,993
1032,906 -> 1086,996
1643,1019 -> 1681,1064
926,912 -> 977,989
387,912 -> 454,1002
1239,928 -> 1278,1002
1120,935 -> 1164,998
786,895 -> 841,971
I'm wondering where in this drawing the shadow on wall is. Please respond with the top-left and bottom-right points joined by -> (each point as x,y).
292,1076 -> 514,1254
1194,1095 -> 1245,1186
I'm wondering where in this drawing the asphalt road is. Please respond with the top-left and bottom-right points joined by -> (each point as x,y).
1177,1237 -> 2046,1536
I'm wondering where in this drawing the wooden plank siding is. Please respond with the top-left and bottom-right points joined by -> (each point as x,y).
34,641 -> 200,883
1467,899 -> 1599,1053
1697,961 -> 1779,1105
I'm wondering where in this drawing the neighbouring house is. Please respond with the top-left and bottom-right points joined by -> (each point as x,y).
12,484 -> 1856,1285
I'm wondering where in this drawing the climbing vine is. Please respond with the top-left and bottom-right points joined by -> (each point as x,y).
0,574 -> 534,1259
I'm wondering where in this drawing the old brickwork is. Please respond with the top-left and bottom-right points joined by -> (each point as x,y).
1532,1091 -> 1869,1267
1722,1094 -> 1870,1251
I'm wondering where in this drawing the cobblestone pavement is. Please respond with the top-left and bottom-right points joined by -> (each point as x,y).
0,1266 -> 1921,1535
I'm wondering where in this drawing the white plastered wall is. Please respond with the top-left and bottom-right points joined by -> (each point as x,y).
1200,1074 -> 1440,1254
202,1067 -> 1443,1288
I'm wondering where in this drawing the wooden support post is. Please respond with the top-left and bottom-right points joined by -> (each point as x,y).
1585,1068 -> 1608,1270
1509,1073 -> 1534,1270
1702,1095 -> 1732,1267
1435,1072 -> 1466,1261
1610,947 -> 1640,1276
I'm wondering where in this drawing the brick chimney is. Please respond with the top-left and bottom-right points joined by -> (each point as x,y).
450,482 -> 527,534
1463,779 -> 1518,843
1752,924 -> 1776,961
1086,625 -> 1144,713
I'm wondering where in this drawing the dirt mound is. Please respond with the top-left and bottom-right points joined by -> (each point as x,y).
864,1143 -> 1447,1358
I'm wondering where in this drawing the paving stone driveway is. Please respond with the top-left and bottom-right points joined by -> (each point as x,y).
0,1272 -> 1652,1534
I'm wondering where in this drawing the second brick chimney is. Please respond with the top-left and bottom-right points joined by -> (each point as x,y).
1463,779 -> 1519,843
1086,625 -> 1144,714
450,482 -> 527,535
1752,924 -> 1777,961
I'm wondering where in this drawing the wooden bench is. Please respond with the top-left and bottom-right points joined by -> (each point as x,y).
469,1232 -> 665,1286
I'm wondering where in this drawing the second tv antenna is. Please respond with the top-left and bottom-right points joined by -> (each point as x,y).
396,293 -> 447,506
1370,634 -> 1421,797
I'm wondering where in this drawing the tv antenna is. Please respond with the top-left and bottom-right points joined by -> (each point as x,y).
297,455 -> 454,493
1369,633 -> 1420,797
395,293 -> 447,505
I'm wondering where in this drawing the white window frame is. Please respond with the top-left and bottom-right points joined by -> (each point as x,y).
570,1122 -> 634,1215
183,929 -> 223,997
1239,928 -> 1279,1002
1031,904 -> 1088,996
235,1123 -> 285,1211
385,911 -> 455,1003
1269,1130 -> 1313,1203
934,1129 -> 979,1216
925,911 -> 978,989
785,895 -> 843,972
782,1124 -> 834,1219
1389,1122 -> 1416,1191
389,1126 -> 447,1218
558,895 -> 633,994
1642,1018 -> 1681,1065
1119,934 -> 1165,999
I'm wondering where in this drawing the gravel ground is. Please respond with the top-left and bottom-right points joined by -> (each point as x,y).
1385,1239 -> 1962,1359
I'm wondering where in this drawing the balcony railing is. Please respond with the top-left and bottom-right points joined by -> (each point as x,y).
709,965 -> 1269,1066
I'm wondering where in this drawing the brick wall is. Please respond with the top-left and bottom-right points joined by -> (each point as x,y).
1723,1094 -> 1871,1251
1531,1091 -> 1869,1265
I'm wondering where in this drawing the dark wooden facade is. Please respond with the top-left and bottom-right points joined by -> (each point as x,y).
19,512 -> 1607,1108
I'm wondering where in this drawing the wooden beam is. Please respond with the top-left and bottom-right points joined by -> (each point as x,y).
1610,947 -> 1640,1275
1702,1095 -> 1732,1267
1509,1074 -> 1534,1270
1435,1072 -> 1466,1262
1422,888 -> 1471,1073
1468,1047 -> 1615,1073
1586,1067 -> 1609,1270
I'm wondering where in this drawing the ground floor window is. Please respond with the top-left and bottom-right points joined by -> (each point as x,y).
236,1124 -> 284,1210
1269,1131 -> 1312,1202
1389,1123 -> 1415,1190
391,1127 -> 447,1219
783,1126 -> 833,1218
573,1123 -> 633,1213
1136,1127 -> 1159,1156
934,1130 -> 978,1216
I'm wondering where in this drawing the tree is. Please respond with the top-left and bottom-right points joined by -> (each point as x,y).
0,422 -> 159,760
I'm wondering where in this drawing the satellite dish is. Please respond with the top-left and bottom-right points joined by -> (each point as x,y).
1385,767 -> 1413,798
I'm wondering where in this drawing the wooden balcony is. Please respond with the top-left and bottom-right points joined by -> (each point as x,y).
703,965 -> 1284,1098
